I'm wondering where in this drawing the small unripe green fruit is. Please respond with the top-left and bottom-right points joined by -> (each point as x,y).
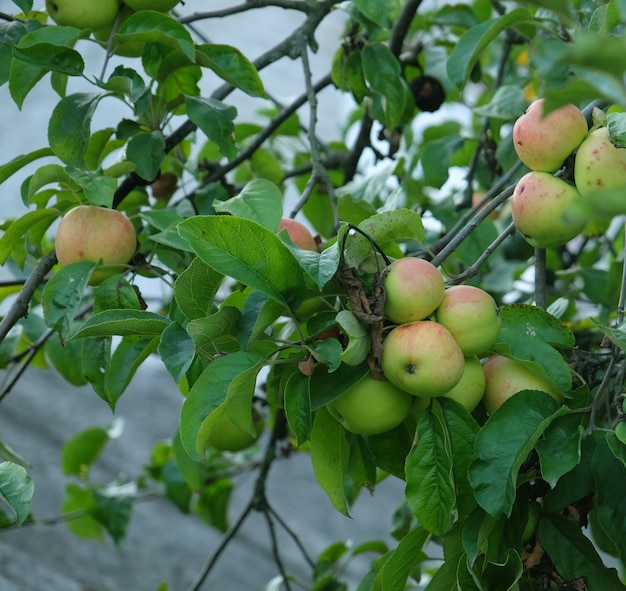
383,257 -> 445,324
513,99 -> 588,172
206,410 -> 264,452
55,205 -> 137,286
441,355 -> 486,412
434,285 -> 501,356
326,373 -> 413,435
46,0 -> 121,29
511,171 -> 585,249
574,126 -> 626,197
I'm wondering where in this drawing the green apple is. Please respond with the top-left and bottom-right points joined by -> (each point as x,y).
383,257 -> 445,324
55,205 -> 137,286
511,171 -> 585,249
482,354 -> 564,414
277,217 -> 318,251
93,5 -> 145,57
574,126 -> 626,197
123,0 -> 180,11
441,355 -> 485,412
513,99 -> 588,172
434,285 -> 501,356
522,501 -> 540,544
326,373 -> 413,435
380,320 -> 465,398
46,0 -> 121,29
206,408 -> 264,452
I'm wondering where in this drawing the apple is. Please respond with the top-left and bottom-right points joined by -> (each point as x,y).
277,218 -> 318,251
380,320 -> 465,398
512,99 -> 588,173
482,354 -> 564,415
326,373 -> 413,435
383,257 -> 445,324
55,205 -> 137,286
46,0 -> 121,29
441,355 -> 486,412
93,5 -> 145,57
511,171 -> 585,249
123,0 -> 180,11
206,408 -> 264,452
574,126 -> 626,197
434,285 -> 501,356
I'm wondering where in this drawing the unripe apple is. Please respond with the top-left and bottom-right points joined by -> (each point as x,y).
574,126 -> 626,197
55,205 -> 137,285
206,408 -> 264,452
326,373 -> 413,435
46,0 -> 121,29
441,355 -> 486,412
482,354 -> 563,414
511,171 -> 585,249
513,99 -> 588,172
123,0 -> 180,11
434,285 -> 501,356
277,218 -> 318,251
380,320 -> 465,398
383,257 -> 445,324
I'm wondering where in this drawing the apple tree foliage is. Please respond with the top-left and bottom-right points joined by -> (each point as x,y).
1,0 -> 626,589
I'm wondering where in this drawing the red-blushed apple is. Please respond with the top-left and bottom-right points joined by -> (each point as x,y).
277,217 -> 318,251
513,99 -> 588,173
206,408 -> 264,452
383,257 -> 446,324
55,205 -> 137,286
434,285 -> 501,356
482,354 -> 564,415
326,373 -> 413,435
511,171 -> 585,249
46,0 -> 121,29
441,355 -> 486,412
574,126 -> 626,197
380,320 -> 465,398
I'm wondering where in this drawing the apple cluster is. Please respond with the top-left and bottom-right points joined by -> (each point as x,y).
510,98 -> 626,249
45,0 -> 180,57
327,257 -> 503,435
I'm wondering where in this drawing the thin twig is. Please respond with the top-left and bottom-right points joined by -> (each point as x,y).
178,0 -> 313,22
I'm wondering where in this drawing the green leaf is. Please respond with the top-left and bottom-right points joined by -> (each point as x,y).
539,512 -> 625,590
0,462 -> 33,526
125,130 -> 166,182
117,10 -> 195,61
179,352 -> 262,460
361,43 -> 409,129
212,178 -> 283,229
284,371 -> 312,446
93,484 -> 134,545
279,239 -> 341,291
0,147 -> 54,185
0,209 -> 59,264
185,95 -> 237,160
376,526 -> 429,591
173,257 -> 223,321
61,426 -> 111,477
62,483 -> 105,542
491,304 -> 574,395
447,8 -> 532,88
177,216 -> 307,312
310,406 -> 350,516
309,362 -> 370,410
81,336 -> 112,405
42,261 -> 94,341
469,390 -> 568,517
535,413 -> 585,487
158,322 -> 196,384
12,43 -> 84,76
71,310 -> 171,339
66,168 -> 119,207
48,92 -> 106,168
405,400 -> 456,535
196,44 -> 266,98
336,309 -> 371,366
186,307 -> 242,357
